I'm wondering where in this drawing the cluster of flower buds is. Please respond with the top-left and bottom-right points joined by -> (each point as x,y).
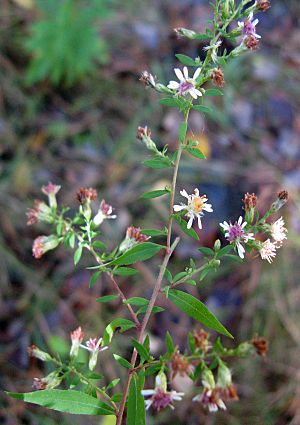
27,182 -> 61,226
119,226 -> 150,253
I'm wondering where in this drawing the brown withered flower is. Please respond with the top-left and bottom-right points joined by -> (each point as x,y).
193,329 -> 211,352
76,187 -> 97,204
211,68 -> 225,87
256,0 -> 271,12
251,336 -> 268,356
245,35 -> 259,51
170,349 -> 193,380
32,378 -> 48,390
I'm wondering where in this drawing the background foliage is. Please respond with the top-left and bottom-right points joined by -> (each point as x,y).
1,0 -> 300,424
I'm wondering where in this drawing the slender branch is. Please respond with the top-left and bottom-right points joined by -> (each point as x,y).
87,244 -> 141,328
116,109 -> 190,424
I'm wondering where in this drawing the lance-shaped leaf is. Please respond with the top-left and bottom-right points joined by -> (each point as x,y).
167,289 -> 233,338
7,390 -> 115,415
110,243 -> 164,266
140,189 -> 169,199
127,373 -> 146,425
103,318 -> 136,345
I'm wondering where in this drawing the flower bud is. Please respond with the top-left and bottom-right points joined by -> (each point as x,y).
119,226 -> 150,252
28,345 -> 52,362
139,71 -> 157,88
217,361 -> 232,389
42,182 -> 61,209
156,371 -> 168,392
236,342 -> 254,357
202,368 -> 215,389
136,126 -> 157,151
256,0 -> 271,12
242,192 -> 257,224
271,190 -> 288,212
214,239 -> 221,252
32,235 -> 60,259
33,371 -> 62,391
26,200 -> 53,225
174,28 -> 197,39
70,327 -> 84,358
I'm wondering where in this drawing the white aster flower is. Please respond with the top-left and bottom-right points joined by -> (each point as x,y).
168,67 -> 202,99
259,239 -> 277,263
141,372 -> 184,411
270,217 -> 287,245
174,188 -> 213,230
203,40 -> 222,63
219,216 -> 255,259
238,12 -> 261,39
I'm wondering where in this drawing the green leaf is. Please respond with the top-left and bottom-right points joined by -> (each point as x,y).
7,390 -> 115,415
110,243 -> 164,266
225,254 -> 243,263
174,216 -> 199,240
92,240 -> 107,251
165,331 -> 175,354
74,246 -> 83,265
124,297 -> 149,306
136,305 -> 164,316
96,294 -> 119,303
140,229 -> 167,237
194,33 -> 211,40
141,189 -> 169,199
103,318 -> 136,345
90,271 -> 102,288
113,267 -> 138,276
216,245 -> 233,258
143,158 -> 173,169
205,88 -> 223,96
164,268 -> 173,283
198,247 -> 215,257
186,147 -> 206,159
193,105 -> 213,114
167,289 -> 233,338
179,121 -> 188,144
131,338 -> 150,363
175,54 -> 196,66
113,354 -> 132,369
159,98 -> 181,108
106,378 -> 120,391
127,374 -> 146,425
173,271 -> 188,283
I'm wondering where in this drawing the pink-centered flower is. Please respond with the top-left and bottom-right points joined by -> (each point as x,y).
219,216 -> 254,259
93,199 -> 117,226
168,67 -> 202,99
80,337 -> 108,371
270,217 -> 287,245
238,12 -> 261,39
174,189 -> 213,229
259,239 -> 277,263
141,372 -> 184,411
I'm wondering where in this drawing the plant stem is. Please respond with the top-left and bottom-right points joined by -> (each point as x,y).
116,109 -> 190,424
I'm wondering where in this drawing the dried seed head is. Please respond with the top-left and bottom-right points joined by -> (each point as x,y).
171,350 -> 192,380
76,187 -> 97,204
193,329 -> 211,352
256,0 -> 271,12
251,336 -> 268,356
244,34 -> 259,50
211,68 -> 225,87
136,126 -> 151,141
271,190 -> 288,212
242,192 -> 257,211
139,71 -> 157,88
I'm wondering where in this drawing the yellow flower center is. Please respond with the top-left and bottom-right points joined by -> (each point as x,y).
190,196 -> 205,213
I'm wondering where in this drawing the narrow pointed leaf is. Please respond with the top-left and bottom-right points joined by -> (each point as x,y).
127,374 -> 146,425
167,289 -> 233,338
6,390 -> 115,415
110,243 -> 164,266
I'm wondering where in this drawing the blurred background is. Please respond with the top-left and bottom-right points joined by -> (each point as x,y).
1,0 -> 300,424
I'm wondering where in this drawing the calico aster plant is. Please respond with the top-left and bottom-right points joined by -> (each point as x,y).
8,0 -> 287,423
